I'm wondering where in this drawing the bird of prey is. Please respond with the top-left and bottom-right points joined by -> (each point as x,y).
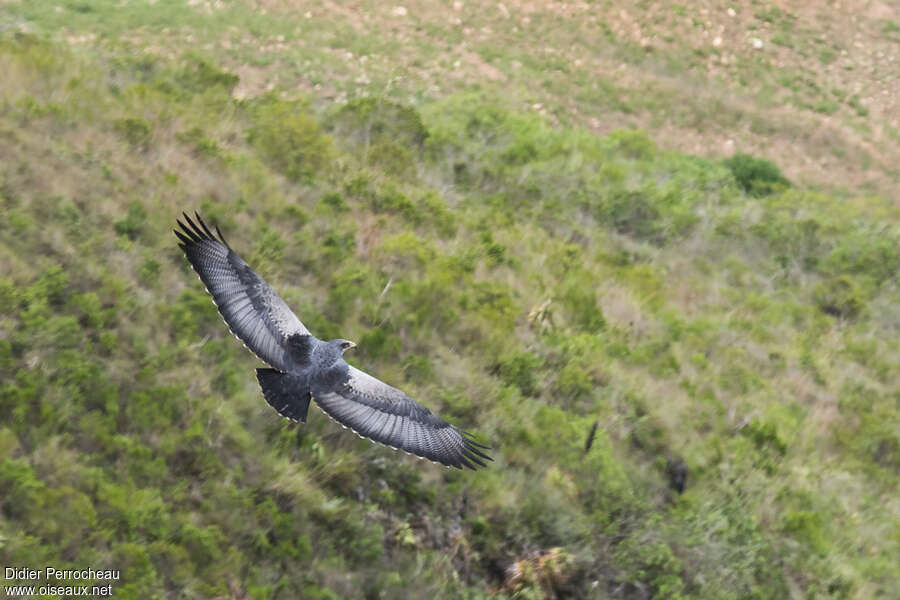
174,213 -> 491,470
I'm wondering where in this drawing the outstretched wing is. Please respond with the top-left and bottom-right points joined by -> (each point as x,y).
175,212 -> 309,372
313,365 -> 492,470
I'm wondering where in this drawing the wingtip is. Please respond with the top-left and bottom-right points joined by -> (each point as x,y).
195,211 -> 217,240
176,215 -> 198,242
460,429 -> 493,450
176,211 -> 229,247
174,229 -> 192,245
467,445 -> 493,462
183,212 -> 199,236
215,224 -> 230,248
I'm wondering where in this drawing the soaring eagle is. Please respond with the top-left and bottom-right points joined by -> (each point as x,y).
175,213 -> 491,470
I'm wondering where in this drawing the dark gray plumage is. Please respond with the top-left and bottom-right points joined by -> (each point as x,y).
175,213 -> 491,470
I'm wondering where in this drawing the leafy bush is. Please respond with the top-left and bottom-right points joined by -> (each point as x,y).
741,419 -> 788,456
330,97 -> 428,147
495,351 -> 542,396
248,97 -> 334,182
554,363 -> 594,401
318,191 -> 348,212
113,117 -> 151,149
177,58 -> 239,94
614,526 -> 686,599
813,275 -> 866,318
329,98 -> 428,176
114,201 -> 148,240
418,191 -> 457,237
822,229 -> 900,285
176,126 -> 221,157
370,186 -> 421,223
600,189 -> 662,239
781,510 -> 828,554
24,265 -> 69,307
836,384 -> 900,475
724,153 -> 791,196
608,128 -> 657,160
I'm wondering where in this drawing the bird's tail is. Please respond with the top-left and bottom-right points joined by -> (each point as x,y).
256,368 -> 311,423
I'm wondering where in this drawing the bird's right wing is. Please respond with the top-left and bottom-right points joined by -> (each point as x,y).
313,365 -> 492,470
175,213 -> 310,372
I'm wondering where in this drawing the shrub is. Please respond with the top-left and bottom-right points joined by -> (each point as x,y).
608,129 -> 656,160
169,287 -> 220,338
114,201 -> 148,240
599,189 -> 663,243
0,458 -> 47,521
358,326 -> 402,360
750,211 -> 823,271
495,351 -> 542,396
554,363 -> 593,401
836,384 -> 900,474
781,510 -> 827,554
177,58 -> 239,94
813,275 -> 866,318
248,97 -> 333,182
25,265 -> 68,307
418,191 -> 457,237
822,230 -> 900,285
318,191 -> 348,212
138,257 -> 161,286
370,186 -> 421,223
69,292 -> 104,329
251,225 -> 287,268
330,97 -> 428,148
175,126 -> 220,157
614,526 -> 686,599
329,98 -> 427,176
741,419 -> 788,460
560,281 -> 606,333
113,117 -> 152,149
724,153 -> 791,196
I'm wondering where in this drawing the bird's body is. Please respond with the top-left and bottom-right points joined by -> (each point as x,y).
175,213 -> 491,469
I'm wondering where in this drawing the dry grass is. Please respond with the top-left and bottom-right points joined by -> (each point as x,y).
22,0 -> 895,196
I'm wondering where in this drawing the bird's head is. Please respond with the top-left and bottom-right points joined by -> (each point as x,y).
333,339 -> 357,354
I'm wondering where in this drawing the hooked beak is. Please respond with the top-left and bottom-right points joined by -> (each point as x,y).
345,341 -> 357,351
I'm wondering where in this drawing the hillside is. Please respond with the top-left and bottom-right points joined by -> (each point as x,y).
1,1 -> 899,599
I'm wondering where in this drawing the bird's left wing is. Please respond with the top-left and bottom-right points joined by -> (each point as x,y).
313,365 -> 492,470
175,213 -> 309,372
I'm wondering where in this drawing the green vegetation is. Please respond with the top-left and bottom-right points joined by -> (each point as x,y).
724,153 -> 791,197
249,96 -> 334,183
0,5 -> 898,599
